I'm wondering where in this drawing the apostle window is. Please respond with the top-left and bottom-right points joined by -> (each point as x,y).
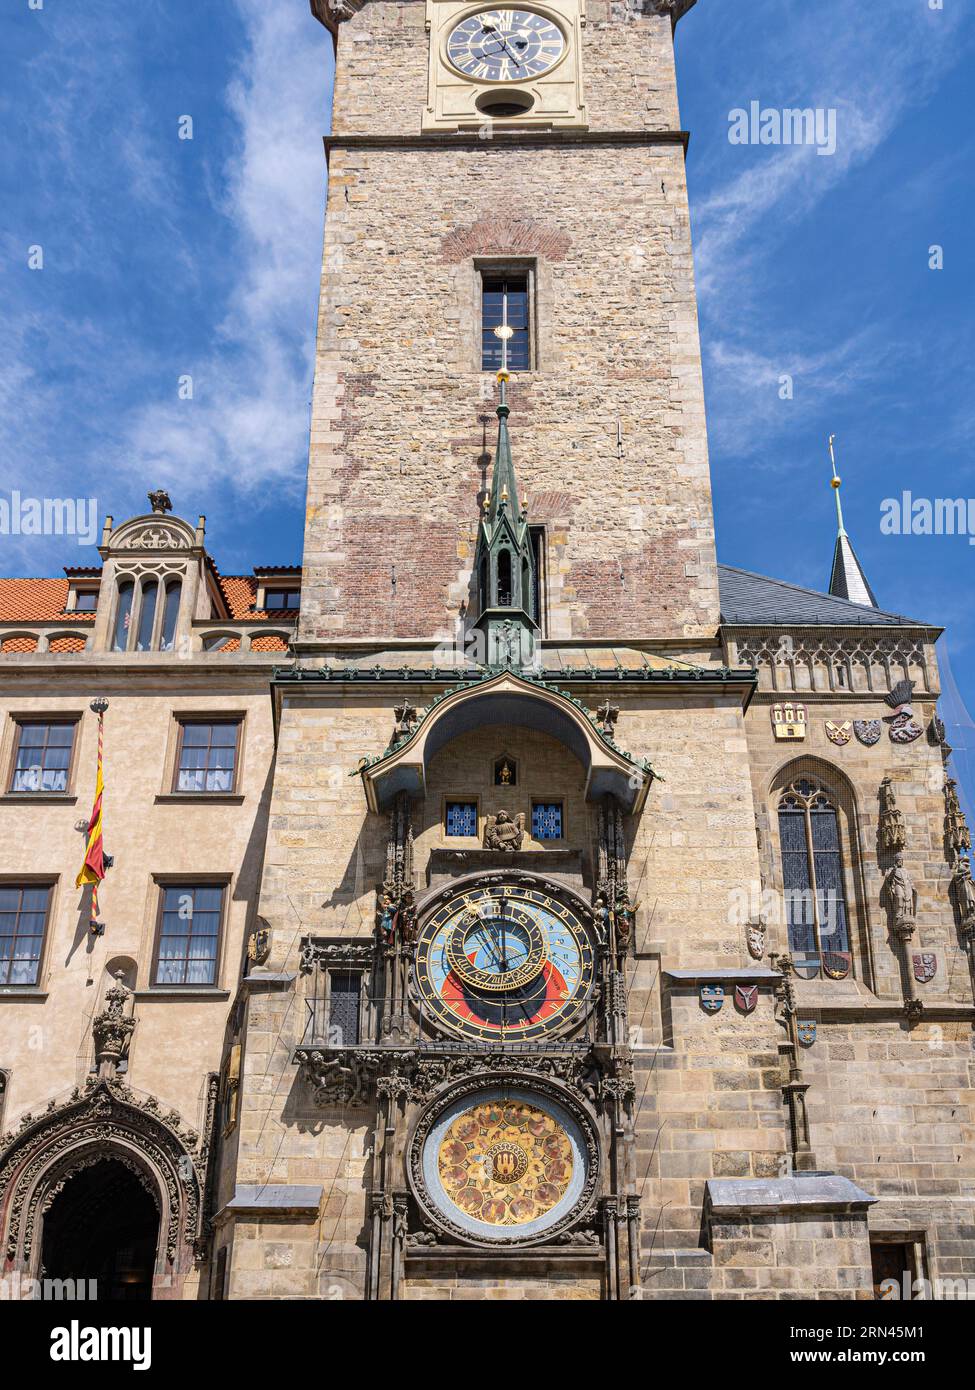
777,775 -> 852,979
445,800 -> 478,837
153,883 -> 225,987
481,274 -> 531,371
9,719 -> 77,794
532,801 -> 564,841
0,883 -> 52,986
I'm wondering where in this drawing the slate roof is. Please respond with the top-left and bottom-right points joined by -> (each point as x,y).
829,532 -> 879,607
718,564 -> 931,628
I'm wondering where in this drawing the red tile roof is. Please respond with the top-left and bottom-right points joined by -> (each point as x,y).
0,579 -> 95,623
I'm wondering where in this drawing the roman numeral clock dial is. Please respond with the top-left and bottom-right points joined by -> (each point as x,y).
446,8 -> 567,83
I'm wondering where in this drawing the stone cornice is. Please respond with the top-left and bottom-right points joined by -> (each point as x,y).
638,0 -> 698,24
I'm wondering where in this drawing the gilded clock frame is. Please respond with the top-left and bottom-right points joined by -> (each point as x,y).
411,873 -> 598,1043
407,1073 -> 601,1247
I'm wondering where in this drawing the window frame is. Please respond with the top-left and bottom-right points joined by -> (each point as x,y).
112,573 -> 184,653
0,879 -> 55,989
773,770 -> 859,982
443,795 -> 480,841
6,716 -> 80,797
531,799 -> 565,842
171,716 -> 244,797
325,969 -> 364,1048
262,588 -> 301,611
150,877 -> 229,991
476,259 -> 537,374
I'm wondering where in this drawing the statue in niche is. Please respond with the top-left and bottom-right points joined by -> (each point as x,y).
882,852 -> 918,940
483,810 -> 525,851
951,857 -> 975,939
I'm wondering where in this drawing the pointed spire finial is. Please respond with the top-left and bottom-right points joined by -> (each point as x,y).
826,434 -> 879,608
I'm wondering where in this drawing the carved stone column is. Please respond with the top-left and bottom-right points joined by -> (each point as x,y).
771,955 -> 817,1172
91,972 -> 136,1080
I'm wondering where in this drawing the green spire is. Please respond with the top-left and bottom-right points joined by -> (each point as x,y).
472,376 -> 538,670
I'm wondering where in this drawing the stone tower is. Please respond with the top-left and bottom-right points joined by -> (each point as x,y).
212,0 -> 975,1302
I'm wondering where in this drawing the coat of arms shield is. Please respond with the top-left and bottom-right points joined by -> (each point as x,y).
700,984 -> 724,1014
853,719 -> 882,746
734,984 -> 758,1014
797,1019 -> 817,1047
825,720 -> 852,746
912,952 -> 937,983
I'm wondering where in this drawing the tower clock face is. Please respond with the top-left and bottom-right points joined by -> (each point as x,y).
446,9 -> 567,83
413,881 -> 596,1042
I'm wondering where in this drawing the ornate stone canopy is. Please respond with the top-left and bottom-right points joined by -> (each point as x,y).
358,671 -> 653,814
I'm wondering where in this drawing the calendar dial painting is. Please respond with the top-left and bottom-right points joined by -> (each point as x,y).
413,881 -> 596,1042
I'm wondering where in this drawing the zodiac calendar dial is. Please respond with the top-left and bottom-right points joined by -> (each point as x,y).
413,881 -> 596,1042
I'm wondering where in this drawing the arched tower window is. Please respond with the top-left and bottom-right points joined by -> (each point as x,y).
777,775 -> 852,979
497,551 -> 512,607
112,581 -> 134,652
135,580 -> 158,652
160,580 -> 181,651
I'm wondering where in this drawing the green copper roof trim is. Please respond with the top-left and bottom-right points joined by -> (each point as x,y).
272,661 -> 757,687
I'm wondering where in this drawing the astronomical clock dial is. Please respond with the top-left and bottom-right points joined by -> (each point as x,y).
446,9 -> 567,83
413,881 -> 595,1042
416,1087 -> 592,1243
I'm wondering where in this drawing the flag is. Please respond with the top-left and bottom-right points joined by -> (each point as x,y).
76,705 -> 106,930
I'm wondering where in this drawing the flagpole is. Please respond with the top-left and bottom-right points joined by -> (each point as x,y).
77,697 -> 109,938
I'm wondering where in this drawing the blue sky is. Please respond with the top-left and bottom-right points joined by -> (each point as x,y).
2,1 -> 974,718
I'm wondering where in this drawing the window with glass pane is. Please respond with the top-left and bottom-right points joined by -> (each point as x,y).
481,275 -> 530,371
73,590 -> 98,611
155,884 -> 223,986
445,801 -> 478,837
328,972 -> 361,1046
10,722 -> 75,793
777,778 -> 851,979
532,802 -> 563,840
160,581 -> 181,651
113,581 -> 134,651
175,721 -> 239,793
136,580 -> 158,651
264,589 -> 300,610
0,884 -> 50,986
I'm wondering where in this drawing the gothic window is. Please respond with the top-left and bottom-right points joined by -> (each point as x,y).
112,580 -> 134,651
160,580 -> 181,651
0,883 -> 52,986
777,777 -> 851,978
9,719 -> 77,793
445,801 -> 478,837
497,550 -> 512,606
327,972 -> 362,1046
135,580 -> 158,651
153,883 -> 224,987
529,525 -> 546,635
532,801 -> 564,840
174,719 -> 242,794
481,274 -> 530,371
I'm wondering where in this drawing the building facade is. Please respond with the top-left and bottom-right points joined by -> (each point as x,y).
1,0 -> 973,1302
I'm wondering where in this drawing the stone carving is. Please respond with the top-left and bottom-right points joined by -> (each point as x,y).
879,776 -> 907,854
824,720 -> 852,747
247,922 -> 271,965
595,794 -> 633,957
483,809 -> 525,851
746,919 -> 766,960
882,852 -> 918,941
91,972 -> 136,1078
147,488 -> 173,514
299,938 -> 374,975
594,700 -> 620,739
391,701 -> 419,746
0,1078 -> 202,1267
884,679 -> 923,743
296,1049 -> 378,1108
117,525 -> 190,551
944,778 -> 971,859
854,719 -> 882,746
951,857 -> 975,942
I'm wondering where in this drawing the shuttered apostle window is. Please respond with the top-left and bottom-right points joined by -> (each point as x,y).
777,777 -> 851,979
445,801 -> 478,837
532,802 -> 563,840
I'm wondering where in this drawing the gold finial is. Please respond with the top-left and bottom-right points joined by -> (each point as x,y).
828,434 -> 846,535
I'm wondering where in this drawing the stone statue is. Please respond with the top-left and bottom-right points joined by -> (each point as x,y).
883,852 -> 918,939
951,857 -> 975,938
483,810 -> 525,851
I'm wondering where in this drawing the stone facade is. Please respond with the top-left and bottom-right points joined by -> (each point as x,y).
1,0 -> 973,1304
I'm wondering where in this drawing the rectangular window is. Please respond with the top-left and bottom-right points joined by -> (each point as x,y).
0,884 -> 51,986
154,883 -> 224,987
870,1240 -> 918,1299
174,720 -> 241,794
73,591 -> 98,612
445,801 -> 478,837
328,972 -> 362,1046
481,274 -> 530,372
9,721 -> 76,794
263,589 -> 300,610
532,801 -> 563,840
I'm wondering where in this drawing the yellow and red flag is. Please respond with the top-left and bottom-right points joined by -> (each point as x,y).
76,705 -> 106,929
